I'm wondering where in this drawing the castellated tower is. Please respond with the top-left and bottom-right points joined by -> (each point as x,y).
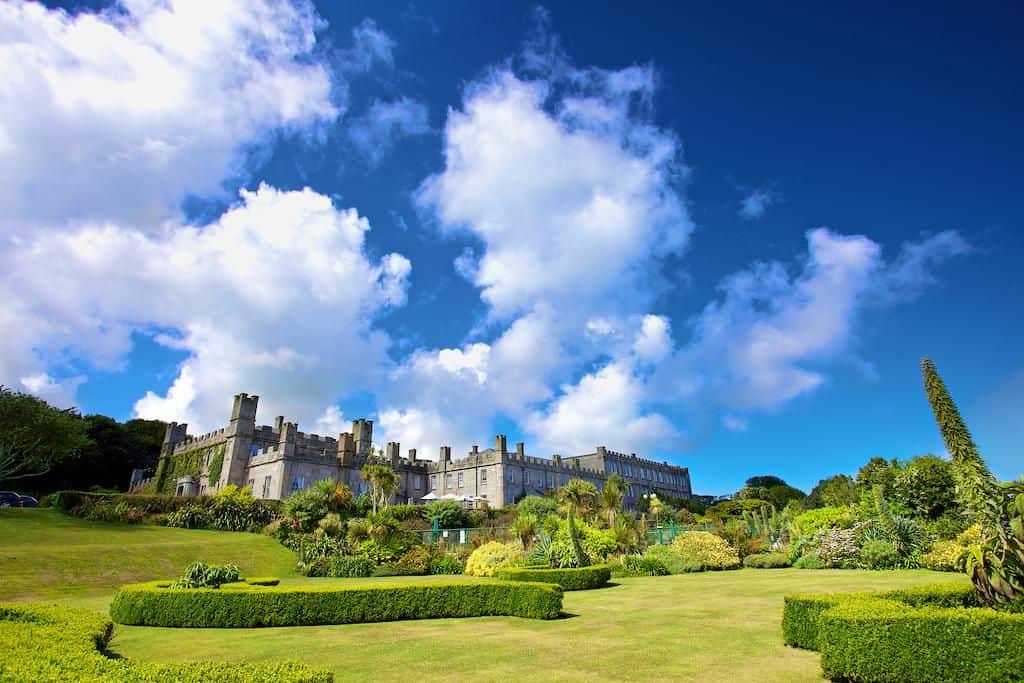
161,422 -> 188,458
219,393 -> 259,489
353,419 -> 373,456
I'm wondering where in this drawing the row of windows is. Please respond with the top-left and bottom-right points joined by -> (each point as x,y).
288,474 -> 425,493
608,461 -> 686,488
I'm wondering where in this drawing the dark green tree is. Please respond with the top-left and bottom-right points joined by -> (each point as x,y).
891,455 -> 958,520
922,357 -> 1023,605
0,386 -> 90,484
806,474 -> 859,508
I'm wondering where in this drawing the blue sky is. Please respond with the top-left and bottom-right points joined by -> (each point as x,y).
3,1 -> 1021,494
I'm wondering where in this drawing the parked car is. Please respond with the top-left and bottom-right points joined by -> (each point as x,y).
18,495 -> 38,508
0,491 -> 21,507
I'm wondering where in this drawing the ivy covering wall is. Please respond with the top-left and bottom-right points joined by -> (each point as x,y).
155,443 -> 226,494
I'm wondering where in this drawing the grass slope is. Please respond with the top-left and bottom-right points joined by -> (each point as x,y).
0,509 -> 964,682
0,508 -> 295,610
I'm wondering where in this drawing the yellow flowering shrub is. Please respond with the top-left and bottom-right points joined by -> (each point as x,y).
920,524 -> 981,572
464,541 -> 523,577
671,531 -> 740,570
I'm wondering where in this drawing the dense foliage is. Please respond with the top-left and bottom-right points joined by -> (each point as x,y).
784,583 -> 1024,682
672,531 -> 740,570
495,565 -> 611,590
110,578 -> 563,626
464,541 -> 523,576
0,602 -> 332,681
0,385 -> 91,484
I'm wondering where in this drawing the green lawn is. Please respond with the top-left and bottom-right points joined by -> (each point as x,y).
0,508 -> 965,681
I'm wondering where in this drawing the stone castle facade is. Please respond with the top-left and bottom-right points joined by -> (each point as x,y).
140,393 -> 692,508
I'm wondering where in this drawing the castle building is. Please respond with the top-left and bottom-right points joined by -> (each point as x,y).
138,393 -> 692,508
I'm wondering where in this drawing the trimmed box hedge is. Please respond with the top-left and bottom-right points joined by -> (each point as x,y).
783,582 -> 1024,682
0,602 -> 331,682
110,578 -> 563,627
494,565 -> 612,590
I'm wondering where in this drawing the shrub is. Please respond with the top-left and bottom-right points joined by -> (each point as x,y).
581,526 -> 618,561
317,513 -> 344,537
807,526 -> 861,568
494,565 -> 611,591
783,583 -> 1024,682
327,556 -> 373,578
0,602 -> 332,682
166,503 -> 212,529
394,546 -> 432,576
546,535 -> 588,568
620,554 -> 669,576
644,544 -> 702,574
743,552 -> 792,568
516,495 -> 559,519
921,538 -> 971,572
428,553 -> 464,575
109,579 -> 563,626
284,487 -> 329,532
794,554 -> 825,569
465,541 -> 523,577
790,506 -> 858,536
169,562 -> 240,589
859,539 -> 901,569
672,531 -> 740,570
425,500 -> 470,529
244,577 -> 280,586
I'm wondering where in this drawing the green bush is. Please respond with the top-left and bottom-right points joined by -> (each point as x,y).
494,565 -> 611,591
394,546 -> 432,576
620,554 -> 669,576
794,554 -> 825,569
166,503 -> 212,529
644,544 -> 702,574
465,541 -> 523,576
783,583 -> 1024,682
244,577 -> 279,586
0,602 -> 331,681
921,539 -> 968,572
743,552 -> 792,568
327,556 -> 373,578
672,531 -> 741,570
858,539 -> 900,569
109,579 -> 563,626
428,553 -> 464,575
169,562 -> 240,588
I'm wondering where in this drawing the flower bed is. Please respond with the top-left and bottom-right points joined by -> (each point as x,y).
0,602 -> 331,681
783,583 -> 1024,682
110,578 -> 563,627
494,565 -> 611,590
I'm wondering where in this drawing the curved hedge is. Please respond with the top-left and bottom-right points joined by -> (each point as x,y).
0,602 -> 331,682
110,578 -> 563,627
783,583 -> 1024,682
494,565 -> 611,590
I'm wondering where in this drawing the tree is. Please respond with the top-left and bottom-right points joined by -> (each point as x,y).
922,357 -> 1023,606
891,455 -> 958,520
745,475 -> 787,489
558,479 -> 597,568
0,386 -> 90,484
599,473 -> 625,527
361,464 -> 399,514
806,474 -> 859,508
511,514 -> 538,548
516,495 -> 559,519
425,500 -> 469,529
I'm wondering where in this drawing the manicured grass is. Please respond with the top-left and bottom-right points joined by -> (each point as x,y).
0,508 -> 295,610
0,509 -> 965,681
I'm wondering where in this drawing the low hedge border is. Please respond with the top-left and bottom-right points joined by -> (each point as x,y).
110,578 -> 563,627
0,602 -> 331,682
494,565 -> 612,590
783,582 -> 1024,682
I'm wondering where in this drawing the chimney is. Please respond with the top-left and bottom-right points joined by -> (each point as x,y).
440,445 -> 452,463
495,434 -> 508,455
408,448 -> 417,463
274,416 -> 285,432
516,442 -> 525,459
471,444 -> 479,455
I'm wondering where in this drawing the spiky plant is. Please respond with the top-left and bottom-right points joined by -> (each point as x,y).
922,357 -> 1024,605
559,479 -> 597,567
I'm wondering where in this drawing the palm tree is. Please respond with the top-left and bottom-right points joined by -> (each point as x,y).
600,474 -> 625,527
511,514 -> 538,548
559,478 -> 597,567
361,464 -> 399,514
